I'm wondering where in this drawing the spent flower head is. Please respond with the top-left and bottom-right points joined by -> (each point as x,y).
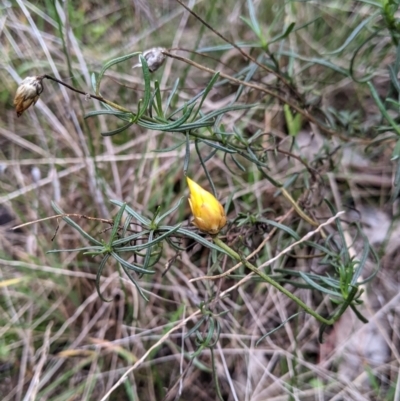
14,76 -> 44,117
132,47 -> 166,72
186,176 -> 227,235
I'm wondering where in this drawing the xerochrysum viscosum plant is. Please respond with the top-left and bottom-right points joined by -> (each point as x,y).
15,47 -> 377,342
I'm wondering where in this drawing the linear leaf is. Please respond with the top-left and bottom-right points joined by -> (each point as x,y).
156,198 -> 184,224
112,252 -> 155,274
96,254 -> 113,302
176,228 -> 230,256
96,52 -> 140,96
51,202 -> 102,246
119,262 -> 149,301
367,81 -> 400,135
110,200 -> 150,226
118,225 -> 181,252
299,272 -> 342,297
326,11 -> 378,55
101,122 -> 134,136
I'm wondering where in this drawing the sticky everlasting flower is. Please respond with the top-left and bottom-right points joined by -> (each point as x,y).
186,177 -> 227,235
14,76 -> 44,117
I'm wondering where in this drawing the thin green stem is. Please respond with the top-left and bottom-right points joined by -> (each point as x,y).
213,237 -> 347,326
210,347 -> 224,401
280,188 -> 319,227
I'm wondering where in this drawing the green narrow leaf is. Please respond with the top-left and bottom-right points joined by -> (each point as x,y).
165,236 -> 187,251
138,55 -> 151,118
91,72 -> 97,92
256,312 -> 302,345
319,276 -> 341,289
119,262 -> 149,301
299,272 -> 342,297
152,140 -> 186,153
203,148 -> 218,163
197,103 -> 256,123
202,140 -> 237,154
326,11 -> 378,55
324,199 -> 350,266
47,246 -> 103,254
185,317 -> 206,338
223,152 -> 239,175
51,202 -> 102,246
392,159 -> 400,201
166,78 -> 180,114
351,225 -> 370,285
96,254 -> 113,302
231,62 -> 259,106
318,323 -> 328,343
367,80 -> 400,135
85,110 -> 132,121
154,80 -> 164,118
110,200 -> 150,226
96,52 -> 140,96
112,252 -> 155,274
269,22 -> 296,45
389,65 -> 400,94
191,72 -> 220,121
391,138 -> 400,161
303,241 -> 337,258
112,230 -> 150,247
101,122 -> 134,136
170,120 -> 214,131
278,51 -> 349,76
349,30 -> 380,83
247,0 -> 261,38
230,154 -> 246,172
256,218 -> 301,240
142,230 -> 154,271
155,197 -> 184,224
118,225 -> 181,252
157,105 -> 194,131
195,140 -> 217,197
122,214 -> 133,237
350,304 -> 369,323
176,228 -> 230,256
203,318 -> 215,347
109,203 -> 126,245
184,132 -> 190,175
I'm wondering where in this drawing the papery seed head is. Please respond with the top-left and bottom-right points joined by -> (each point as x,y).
132,47 -> 166,73
14,76 -> 44,117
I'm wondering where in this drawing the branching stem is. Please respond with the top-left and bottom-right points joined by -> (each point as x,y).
212,218 -> 357,326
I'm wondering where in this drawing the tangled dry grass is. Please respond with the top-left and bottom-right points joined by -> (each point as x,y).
1,1 -> 400,400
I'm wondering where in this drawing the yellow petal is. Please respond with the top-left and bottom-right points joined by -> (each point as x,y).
186,177 -> 226,234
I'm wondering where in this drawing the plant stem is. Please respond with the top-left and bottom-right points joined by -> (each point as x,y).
280,187 -> 319,227
43,74 -> 134,113
210,347 -> 224,401
213,237 -> 340,326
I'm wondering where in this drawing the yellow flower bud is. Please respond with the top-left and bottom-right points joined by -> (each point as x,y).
14,76 -> 44,117
186,177 -> 227,235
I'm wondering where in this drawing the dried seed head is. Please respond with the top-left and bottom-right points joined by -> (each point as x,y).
132,47 -> 166,73
14,76 -> 44,117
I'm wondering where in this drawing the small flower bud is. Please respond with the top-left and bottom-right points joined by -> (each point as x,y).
186,177 -> 227,235
132,47 -> 166,73
14,76 -> 44,117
